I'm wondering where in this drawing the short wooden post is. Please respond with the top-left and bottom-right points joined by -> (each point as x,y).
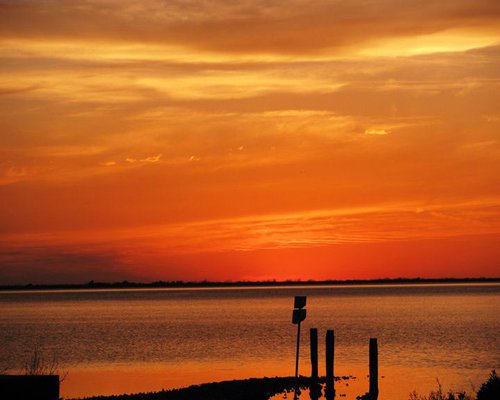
310,328 -> 318,379
326,329 -> 334,381
369,338 -> 379,399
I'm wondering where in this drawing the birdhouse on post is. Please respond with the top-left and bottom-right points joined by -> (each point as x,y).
294,296 -> 307,310
292,296 -> 307,324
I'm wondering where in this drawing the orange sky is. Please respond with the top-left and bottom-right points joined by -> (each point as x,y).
1,0 -> 499,284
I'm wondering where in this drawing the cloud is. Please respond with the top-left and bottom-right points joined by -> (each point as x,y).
0,85 -> 40,96
125,154 -> 162,163
1,200 -> 499,283
365,128 -> 389,136
0,1 -> 498,56
3,199 -> 500,252
99,161 -> 117,166
0,246 -> 134,285
141,154 -> 162,163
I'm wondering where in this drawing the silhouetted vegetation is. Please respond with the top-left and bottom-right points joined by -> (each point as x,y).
477,370 -> 500,400
15,348 -> 68,383
1,277 -> 498,291
409,380 -> 472,400
0,347 -> 67,380
409,371 -> 500,400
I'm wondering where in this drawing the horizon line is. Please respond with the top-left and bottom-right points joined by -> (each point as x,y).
1,276 -> 499,291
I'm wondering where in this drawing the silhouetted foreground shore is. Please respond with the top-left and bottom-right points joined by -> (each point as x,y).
69,371 -> 500,400
2,277 -> 499,291
72,376 -> 340,400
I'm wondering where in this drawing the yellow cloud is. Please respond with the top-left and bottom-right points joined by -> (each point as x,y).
365,128 -> 389,135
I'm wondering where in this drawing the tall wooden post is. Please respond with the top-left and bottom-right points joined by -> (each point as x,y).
326,329 -> 334,381
369,338 -> 379,399
325,329 -> 335,400
310,328 -> 318,379
295,320 -> 301,378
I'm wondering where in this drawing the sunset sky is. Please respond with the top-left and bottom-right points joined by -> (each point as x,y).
1,0 -> 499,284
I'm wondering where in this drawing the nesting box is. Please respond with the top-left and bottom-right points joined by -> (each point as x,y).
294,296 -> 306,309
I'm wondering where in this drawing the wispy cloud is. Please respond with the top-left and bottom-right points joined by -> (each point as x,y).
1,1 -> 498,56
0,246 -> 137,284
365,128 -> 389,136
99,161 -> 117,167
125,154 -> 162,164
141,154 -> 162,163
1,199 -> 499,282
3,200 -> 500,253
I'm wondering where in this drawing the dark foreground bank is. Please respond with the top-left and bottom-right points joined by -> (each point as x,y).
72,376 -> 348,400
71,371 -> 500,400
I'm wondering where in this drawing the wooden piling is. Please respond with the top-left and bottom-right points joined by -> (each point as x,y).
295,320 -> 301,378
369,338 -> 378,399
325,329 -> 334,381
310,328 -> 318,379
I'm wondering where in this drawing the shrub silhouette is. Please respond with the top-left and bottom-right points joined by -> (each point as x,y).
408,380 -> 472,400
23,348 -> 68,382
409,371 -> 500,400
476,370 -> 500,400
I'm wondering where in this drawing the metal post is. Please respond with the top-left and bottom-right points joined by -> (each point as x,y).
292,296 -> 306,379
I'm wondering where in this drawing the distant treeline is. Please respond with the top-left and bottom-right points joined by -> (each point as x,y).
0,277 -> 499,291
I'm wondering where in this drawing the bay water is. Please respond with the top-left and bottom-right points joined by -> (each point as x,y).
0,283 -> 498,399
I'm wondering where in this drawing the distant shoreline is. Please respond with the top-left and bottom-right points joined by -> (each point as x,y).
0,277 -> 499,292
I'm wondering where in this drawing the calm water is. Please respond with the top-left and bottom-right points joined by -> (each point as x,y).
0,284 -> 499,399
